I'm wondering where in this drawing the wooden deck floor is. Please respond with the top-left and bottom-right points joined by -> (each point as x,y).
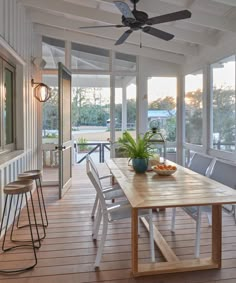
1,164 -> 236,283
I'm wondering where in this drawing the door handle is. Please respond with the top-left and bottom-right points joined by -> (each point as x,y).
55,146 -> 66,150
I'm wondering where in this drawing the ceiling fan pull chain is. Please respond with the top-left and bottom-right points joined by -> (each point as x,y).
140,30 -> 142,48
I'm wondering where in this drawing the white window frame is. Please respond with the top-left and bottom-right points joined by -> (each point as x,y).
0,57 -> 16,153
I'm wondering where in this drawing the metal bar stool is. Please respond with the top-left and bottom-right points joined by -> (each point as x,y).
0,180 -> 40,273
17,170 -> 48,240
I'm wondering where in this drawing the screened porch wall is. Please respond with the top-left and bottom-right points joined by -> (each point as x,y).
182,32 -> 236,163
0,1 -> 40,218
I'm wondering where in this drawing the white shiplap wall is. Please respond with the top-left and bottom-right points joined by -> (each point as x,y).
0,0 -> 39,222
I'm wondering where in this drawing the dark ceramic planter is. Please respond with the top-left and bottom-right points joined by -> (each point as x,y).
132,158 -> 148,173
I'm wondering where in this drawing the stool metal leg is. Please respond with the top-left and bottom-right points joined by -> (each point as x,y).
16,194 -> 23,228
4,193 -> 41,249
23,192 -> 38,270
11,193 -> 43,246
10,195 -> 20,242
37,177 -> 48,227
0,194 -> 10,251
0,193 -> 38,273
16,179 -> 46,240
29,191 -> 41,248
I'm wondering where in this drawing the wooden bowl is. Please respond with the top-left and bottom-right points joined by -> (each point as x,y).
151,166 -> 177,176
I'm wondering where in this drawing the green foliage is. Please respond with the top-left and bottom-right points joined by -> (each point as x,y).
212,87 -> 235,144
148,96 -> 176,142
118,131 -> 154,159
115,99 -> 136,129
42,87 -> 58,131
45,133 -> 57,138
185,89 -> 203,144
149,96 -> 176,110
77,137 -> 88,151
72,87 -> 110,127
185,87 -> 235,147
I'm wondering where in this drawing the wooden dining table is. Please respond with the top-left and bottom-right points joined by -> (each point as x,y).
106,158 -> 236,277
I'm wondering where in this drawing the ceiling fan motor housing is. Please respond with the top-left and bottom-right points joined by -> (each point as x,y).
130,0 -> 140,4
122,10 -> 148,30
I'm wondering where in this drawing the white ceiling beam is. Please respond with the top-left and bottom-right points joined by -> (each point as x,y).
101,0 -> 236,32
212,0 -> 236,7
34,24 -> 185,64
20,0 -> 217,46
29,10 -> 198,56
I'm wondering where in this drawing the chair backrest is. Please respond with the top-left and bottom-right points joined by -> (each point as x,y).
209,160 -> 236,189
86,156 -> 107,211
188,153 -> 214,176
86,155 -> 99,178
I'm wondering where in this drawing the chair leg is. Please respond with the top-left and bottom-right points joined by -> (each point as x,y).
91,194 -> 98,219
94,214 -> 108,268
171,208 -> 176,232
148,209 -> 155,262
93,205 -> 102,240
195,206 -> 202,258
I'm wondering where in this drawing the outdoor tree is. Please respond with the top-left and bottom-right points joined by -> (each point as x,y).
212,86 -> 235,149
148,96 -> 176,142
185,86 -> 235,150
185,89 -> 203,144
42,87 -> 58,135
149,96 -> 176,111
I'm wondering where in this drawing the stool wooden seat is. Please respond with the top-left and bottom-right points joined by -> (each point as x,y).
17,169 -> 48,240
18,170 -> 42,180
4,180 -> 33,194
0,180 -> 40,273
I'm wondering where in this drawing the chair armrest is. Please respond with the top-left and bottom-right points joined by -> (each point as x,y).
99,174 -> 112,180
102,183 -> 120,193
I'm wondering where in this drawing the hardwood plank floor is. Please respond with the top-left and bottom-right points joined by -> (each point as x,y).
1,164 -> 236,282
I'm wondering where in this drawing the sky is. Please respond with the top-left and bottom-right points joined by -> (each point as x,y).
148,77 -> 177,104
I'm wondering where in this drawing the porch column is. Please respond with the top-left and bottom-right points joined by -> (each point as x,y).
122,82 -> 127,132
137,57 -> 148,136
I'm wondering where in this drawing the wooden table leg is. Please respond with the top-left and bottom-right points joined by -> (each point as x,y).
131,208 -> 138,275
212,204 -> 222,268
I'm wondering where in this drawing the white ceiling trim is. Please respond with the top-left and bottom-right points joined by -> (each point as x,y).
34,24 -> 185,64
101,0 -> 236,32
212,0 -> 236,7
29,10 -> 198,56
21,0 -> 223,42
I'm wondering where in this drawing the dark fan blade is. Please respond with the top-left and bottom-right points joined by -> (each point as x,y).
114,1 -> 135,20
115,29 -> 133,45
80,24 -> 124,29
142,26 -> 174,41
147,10 -> 191,25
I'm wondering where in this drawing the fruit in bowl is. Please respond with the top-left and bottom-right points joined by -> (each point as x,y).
151,164 -> 177,176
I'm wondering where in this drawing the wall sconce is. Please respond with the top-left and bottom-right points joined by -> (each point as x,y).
31,79 -> 51,102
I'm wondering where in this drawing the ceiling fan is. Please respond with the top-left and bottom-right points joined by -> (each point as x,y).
79,0 -> 192,46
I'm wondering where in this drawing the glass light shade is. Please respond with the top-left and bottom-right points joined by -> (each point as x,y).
32,79 -> 51,102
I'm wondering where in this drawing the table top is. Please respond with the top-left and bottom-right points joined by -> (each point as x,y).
106,158 -> 236,209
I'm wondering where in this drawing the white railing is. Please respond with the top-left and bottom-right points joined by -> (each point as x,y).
0,150 -> 31,233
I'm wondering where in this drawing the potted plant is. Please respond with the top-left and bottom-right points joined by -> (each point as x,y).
118,131 -> 154,173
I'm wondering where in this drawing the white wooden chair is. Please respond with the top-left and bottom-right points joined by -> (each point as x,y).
171,153 -> 214,258
86,155 -> 125,219
87,159 -> 155,268
188,153 -> 214,176
209,159 -> 236,222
